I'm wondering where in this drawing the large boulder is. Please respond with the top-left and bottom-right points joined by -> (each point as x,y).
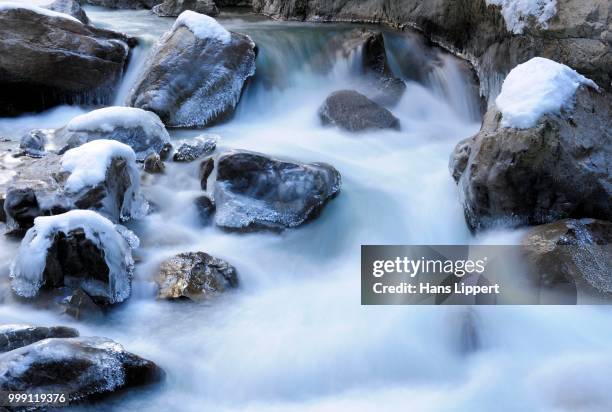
127,11 -> 257,128
153,0 -> 219,17
0,324 -> 79,353
451,58 -> 611,231
156,252 -> 238,300
213,150 -> 341,231
318,90 -> 400,132
10,210 -> 138,306
0,337 -> 162,403
83,0 -> 162,8
521,219 -> 612,301
46,0 -> 89,24
0,5 -> 136,116
2,140 -> 147,233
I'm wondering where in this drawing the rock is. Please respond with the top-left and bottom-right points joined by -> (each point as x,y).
59,288 -> 106,320
451,86 -> 611,231
521,219 -> 612,299
194,195 -> 215,224
3,140 -> 147,233
0,337 -> 163,402
83,0 -> 162,8
153,0 -> 219,17
173,135 -> 217,162
46,0 -> 89,24
157,252 -> 238,300
127,11 -> 257,128
214,150 -> 341,231
318,90 -> 400,132
199,157 -> 214,190
10,210 -> 138,306
144,153 -> 165,174
0,5 -> 136,116
19,130 -> 47,158
0,324 -> 79,353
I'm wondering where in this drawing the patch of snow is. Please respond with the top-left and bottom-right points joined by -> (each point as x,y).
173,10 -> 231,44
486,0 -> 557,34
0,1 -> 81,24
66,107 -> 165,136
496,57 -> 598,129
10,210 -> 137,303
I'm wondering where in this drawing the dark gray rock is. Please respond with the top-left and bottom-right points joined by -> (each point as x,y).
0,6 -> 135,116
194,195 -> 215,224
127,15 -> 257,127
0,324 -> 79,353
59,288 -> 105,320
173,135 -> 217,162
83,0 -> 162,8
199,157 -> 214,190
522,219 -> 612,300
153,0 -> 219,17
19,130 -> 47,158
144,153 -> 165,174
214,150 -> 341,231
46,0 -> 89,24
451,86 -> 611,231
156,252 -> 238,300
0,337 -> 163,402
318,90 -> 400,132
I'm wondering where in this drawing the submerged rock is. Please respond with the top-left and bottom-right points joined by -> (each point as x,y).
153,0 -> 219,17
318,90 -> 400,132
46,0 -> 89,24
3,140 -> 147,233
214,150 -> 341,231
10,210 -> 138,306
522,219 -> 612,300
127,11 -> 257,128
157,252 -> 238,300
194,195 -> 215,224
173,135 -> 217,162
0,324 -> 79,353
83,0 -> 162,8
144,153 -> 165,174
0,5 -> 135,116
0,336 -> 163,402
451,64 -> 610,231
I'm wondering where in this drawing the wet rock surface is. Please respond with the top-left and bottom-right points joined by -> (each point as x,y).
199,157 -> 215,190
46,0 -> 89,24
0,324 -> 79,353
319,90 -> 400,132
153,0 -> 219,17
144,153 -> 165,174
213,150 -> 341,231
157,252 -> 238,300
194,195 -> 215,225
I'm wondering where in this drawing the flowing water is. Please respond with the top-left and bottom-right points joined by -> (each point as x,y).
1,6 -> 612,412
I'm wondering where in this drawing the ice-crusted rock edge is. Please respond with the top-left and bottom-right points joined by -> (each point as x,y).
0,2 -> 81,23
172,10 -> 230,43
9,210 -> 138,303
485,0 -> 557,34
496,57 -> 598,129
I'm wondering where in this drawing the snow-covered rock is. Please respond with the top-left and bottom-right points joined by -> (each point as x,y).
156,251 -> 237,300
10,210 -> 138,305
451,63 -> 611,231
3,140 -> 147,233
318,90 -> 400,132
173,134 -> 217,162
486,0 -> 557,34
496,57 -> 598,129
153,0 -> 219,17
0,336 -> 162,402
0,324 -> 79,353
127,11 -> 257,128
213,150 -> 341,231
0,5 -> 135,115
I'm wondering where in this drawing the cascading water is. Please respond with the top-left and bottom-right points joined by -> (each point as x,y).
1,6 -> 611,412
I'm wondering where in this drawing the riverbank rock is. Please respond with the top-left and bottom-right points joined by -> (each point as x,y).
173,135 -> 217,162
0,324 -> 79,353
46,0 -> 89,24
157,252 -> 238,300
214,150 -> 341,231
451,58 -> 611,231
0,336 -> 163,402
521,219 -> 612,300
83,0 -> 162,8
3,140 -> 147,233
319,90 -> 400,132
127,11 -> 257,128
0,5 -> 135,116
10,210 -> 138,306
153,0 -> 219,17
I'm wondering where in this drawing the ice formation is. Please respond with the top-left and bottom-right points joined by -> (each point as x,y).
0,2 -> 81,23
486,0 -> 557,34
10,210 -> 137,303
172,10 -> 231,43
496,57 -> 597,129
66,107 -> 166,136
